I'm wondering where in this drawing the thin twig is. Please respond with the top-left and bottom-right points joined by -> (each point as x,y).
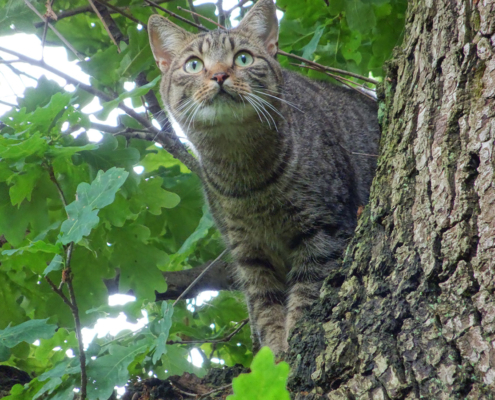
289,63 -> 375,91
338,143 -> 378,158
87,0 -> 120,50
45,276 -> 73,310
48,164 -> 68,209
144,0 -> 207,32
0,99 -> 18,108
185,0 -> 201,25
172,249 -> 228,307
94,0 -> 146,27
0,46 -> 200,175
216,0 -> 225,27
167,318 -> 249,345
198,383 -> 233,399
289,63 -> 376,101
64,243 -> 88,400
0,58 -> 38,81
177,6 -> 223,29
224,0 -> 252,15
279,50 -> 377,84
41,19 -> 49,61
170,382 -> 198,397
23,0 -> 84,60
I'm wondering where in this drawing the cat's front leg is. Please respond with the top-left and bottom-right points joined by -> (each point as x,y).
234,252 -> 288,356
286,227 -> 346,341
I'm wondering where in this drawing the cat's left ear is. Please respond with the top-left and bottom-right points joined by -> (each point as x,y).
148,15 -> 193,72
236,0 -> 278,57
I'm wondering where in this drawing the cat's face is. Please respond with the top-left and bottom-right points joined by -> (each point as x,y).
148,0 -> 283,138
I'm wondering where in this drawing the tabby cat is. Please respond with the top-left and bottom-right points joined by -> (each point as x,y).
148,0 -> 380,355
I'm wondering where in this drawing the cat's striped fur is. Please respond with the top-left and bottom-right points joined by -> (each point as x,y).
149,0 -> 380,355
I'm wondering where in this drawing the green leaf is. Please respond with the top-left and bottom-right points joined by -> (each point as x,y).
0,133 -> 47,161
0,343 -> 11,361
98,75 -> 160,119
0,319 -> 57,348
43,254 -> 64,275
2,240 -> 62,256
302,25 -> 326,60
345,0 -> 376,33
152,302 -> 174,363
227,347 -> 290,400
135,177 -> 181,215
8,164 -> 43,206
59,167 -> 129,244
178,206 -> 214,255
86,341 -> 150,400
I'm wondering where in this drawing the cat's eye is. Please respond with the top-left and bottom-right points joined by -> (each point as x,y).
234,52 -> 254,67
184,57 -> 204,74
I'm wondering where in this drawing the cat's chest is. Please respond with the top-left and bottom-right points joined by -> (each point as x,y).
214,190 -> 298,249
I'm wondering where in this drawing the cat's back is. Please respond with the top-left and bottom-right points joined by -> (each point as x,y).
281,69 -> 380,207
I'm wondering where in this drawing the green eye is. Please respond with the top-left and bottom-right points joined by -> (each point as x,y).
184,58 -> 204,73
234,52 -> 254,67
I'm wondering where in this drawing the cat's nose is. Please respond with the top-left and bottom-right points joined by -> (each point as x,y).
211,72 -> 230,85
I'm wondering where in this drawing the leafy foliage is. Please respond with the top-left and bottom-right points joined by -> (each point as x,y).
0,0 -> 406,398
227,347 -> 290,400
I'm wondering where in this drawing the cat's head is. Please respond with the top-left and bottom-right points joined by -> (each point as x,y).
148,0 -> 283,139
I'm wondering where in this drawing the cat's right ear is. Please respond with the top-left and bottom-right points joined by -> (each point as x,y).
148,15 -> 192,72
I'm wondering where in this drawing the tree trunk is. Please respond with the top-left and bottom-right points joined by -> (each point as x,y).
285,0 -> 495,399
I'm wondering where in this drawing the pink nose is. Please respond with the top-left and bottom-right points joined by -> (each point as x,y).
211,72 -> 229,85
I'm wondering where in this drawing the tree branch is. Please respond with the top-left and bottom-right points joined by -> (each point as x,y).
143,0 -> 208,32
224,0 -> 252,16
167,319 -> 248,345
156,259 -> 235,301
24,0 -> 84,60
172,249 -> 228,306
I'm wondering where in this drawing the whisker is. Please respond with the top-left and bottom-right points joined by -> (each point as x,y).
245,94 -> 277,131
246,93 -> 285,121
242,94 -> 265,127
251,89 -> 303,112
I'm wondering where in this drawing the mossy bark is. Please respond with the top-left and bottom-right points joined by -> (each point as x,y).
285,0 -> 495,399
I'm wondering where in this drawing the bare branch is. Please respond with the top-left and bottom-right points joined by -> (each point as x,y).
143,0 -> 208,32
23,0 -> 84,60
289,63 -> 377,101
0,100 -> 18,108
167,319 -> 249,345
64,243 -> 88,400
198,384 -> 233,399
0,46 -> 200,175
172,249 -> 228,307
185,0 -> 201,25
216,0 -> 226,27
94,0 -> 146,27
279,50 -> 378,84
224,0 -> 252,16
87,0 -> 120,49
177,6 -> 224,29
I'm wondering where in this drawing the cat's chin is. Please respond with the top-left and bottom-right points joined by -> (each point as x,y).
191,101 -> 257,127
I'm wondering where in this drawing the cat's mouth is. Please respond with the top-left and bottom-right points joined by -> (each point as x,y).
213,87 -> 237,102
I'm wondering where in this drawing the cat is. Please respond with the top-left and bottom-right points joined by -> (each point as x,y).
148,0 -> 380,355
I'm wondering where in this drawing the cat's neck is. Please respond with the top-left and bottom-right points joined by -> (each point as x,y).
188,120 -> 290,193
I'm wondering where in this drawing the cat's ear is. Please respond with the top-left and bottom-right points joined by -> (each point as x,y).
236,0 -> 278,56
148,15 -> 193,72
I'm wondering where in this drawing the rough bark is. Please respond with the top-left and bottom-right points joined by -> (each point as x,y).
285,0 -> 495,399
